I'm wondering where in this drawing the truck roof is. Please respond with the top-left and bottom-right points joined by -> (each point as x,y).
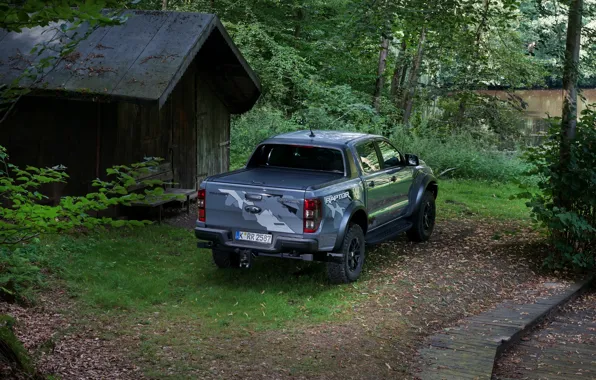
265,130 -> 379,146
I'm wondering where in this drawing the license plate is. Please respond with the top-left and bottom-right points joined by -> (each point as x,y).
235,231 -> 272,244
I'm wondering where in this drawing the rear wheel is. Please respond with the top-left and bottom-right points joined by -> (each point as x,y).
212,249 -> 240,268
327,224 -> 366,284
407,190 -> 436,242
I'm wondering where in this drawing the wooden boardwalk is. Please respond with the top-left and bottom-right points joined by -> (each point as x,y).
494,290 -> 596,380
415,279 -> 593,380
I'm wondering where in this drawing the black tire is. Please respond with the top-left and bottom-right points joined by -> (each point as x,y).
327,224 -> 366,284
212,249 -> 240,269
407,190 -> 436,242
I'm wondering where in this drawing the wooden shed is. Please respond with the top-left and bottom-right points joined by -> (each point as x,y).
0,10 -> 261,196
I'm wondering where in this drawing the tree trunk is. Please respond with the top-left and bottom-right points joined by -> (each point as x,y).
390,39 -> 408,99
372,36 -> 390,112
561,0 -> 583,144
294,7 -> 305,39
162,0 -> 167,10
402,27 -> 426,126
558,0 -> 583,208
475,0 -> 491,44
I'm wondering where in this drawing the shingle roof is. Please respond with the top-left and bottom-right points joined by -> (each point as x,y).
0,10 -> 261,113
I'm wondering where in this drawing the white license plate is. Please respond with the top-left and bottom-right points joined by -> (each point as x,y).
235,231 -> 272,244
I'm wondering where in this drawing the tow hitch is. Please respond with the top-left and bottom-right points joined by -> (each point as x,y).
237,249 -> 252,268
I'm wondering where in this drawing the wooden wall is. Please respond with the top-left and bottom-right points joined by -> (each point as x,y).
159,59 -> 231,189
0,58 -> 232,196
0,96 -> 113,195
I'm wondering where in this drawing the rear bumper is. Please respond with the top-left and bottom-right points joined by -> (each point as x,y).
194,227 -> 319,253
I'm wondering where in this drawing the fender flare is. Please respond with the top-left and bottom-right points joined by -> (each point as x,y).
405,174 -> 438,217
332,200 -> 367,252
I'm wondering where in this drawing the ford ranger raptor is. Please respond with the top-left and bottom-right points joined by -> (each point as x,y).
195,130 -> 438,283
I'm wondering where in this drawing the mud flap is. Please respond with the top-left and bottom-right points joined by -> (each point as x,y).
326,252 -> 344,264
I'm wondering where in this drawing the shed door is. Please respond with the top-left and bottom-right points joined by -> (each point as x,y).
196,77 -> 231,187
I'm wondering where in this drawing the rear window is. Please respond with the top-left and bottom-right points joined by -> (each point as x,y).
248,144 -> 345,173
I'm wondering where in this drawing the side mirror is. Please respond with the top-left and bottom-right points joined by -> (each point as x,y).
404,154 -> 419,166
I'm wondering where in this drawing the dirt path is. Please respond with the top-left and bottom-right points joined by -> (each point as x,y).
0,290 -> 144,379
0,219 -> 576,379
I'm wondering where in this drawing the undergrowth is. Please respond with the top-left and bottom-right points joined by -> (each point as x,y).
230,107 -> 533,185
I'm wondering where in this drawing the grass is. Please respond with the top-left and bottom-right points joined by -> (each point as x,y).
44,179 -> 534,327
437,179 -> 533,221
37,178 -> 537,377
46,227 -> 360,333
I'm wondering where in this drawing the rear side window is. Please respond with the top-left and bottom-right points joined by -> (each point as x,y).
248,144 -> 345,173
355,141 -> 380,174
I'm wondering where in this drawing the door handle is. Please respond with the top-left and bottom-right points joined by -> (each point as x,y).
369,181 -> 375,188
391,176 -> 397,182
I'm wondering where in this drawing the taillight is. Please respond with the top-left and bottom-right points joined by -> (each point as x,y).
198,189 -> 206,222
303,198 -> 322,233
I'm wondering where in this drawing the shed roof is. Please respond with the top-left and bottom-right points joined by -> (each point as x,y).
0,10 -> 261,113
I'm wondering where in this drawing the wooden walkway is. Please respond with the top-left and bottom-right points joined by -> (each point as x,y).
494,290 -> 596,380
415,279 -> 593,380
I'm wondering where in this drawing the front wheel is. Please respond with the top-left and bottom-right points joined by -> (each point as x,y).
327,224 -> 366,284
407,190 -> 436,242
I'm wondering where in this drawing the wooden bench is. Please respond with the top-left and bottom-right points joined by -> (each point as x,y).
128,162 -> 197,223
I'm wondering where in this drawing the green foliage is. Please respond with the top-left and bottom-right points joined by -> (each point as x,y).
0,146 -> 165,245
232,104 -> 529,183
520,109 -> 596,269
518,0 -> 596,87
0,146 -> 178,301
391,127 -> 530,183
413,92 -> 528,150
0,1 -> 127,33
0,245 -> 44,303
160,0 -> 546,148
230,107 -> 301,169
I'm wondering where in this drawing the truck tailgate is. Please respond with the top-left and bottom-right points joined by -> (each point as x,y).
205,182 -> 305,234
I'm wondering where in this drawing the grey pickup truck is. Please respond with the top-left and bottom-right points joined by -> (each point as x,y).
195,130 -> 438,283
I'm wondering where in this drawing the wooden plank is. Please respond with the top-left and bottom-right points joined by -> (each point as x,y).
428,334 -> 498,351
165,188 -> 197,197
167,60 -> 196,189
130,197 -> 172,207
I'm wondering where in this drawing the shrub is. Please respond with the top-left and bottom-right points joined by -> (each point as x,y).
390,128 -> 530,183
230,107 -> 302,169
231,104 -> 530,184
412,92 -> 527,150
0,146 -> 176,302
520,109 -> 596,269
0,245 -> 44,303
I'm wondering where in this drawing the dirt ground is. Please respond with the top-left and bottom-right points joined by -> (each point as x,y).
493,290 -> 596,380
0,217 -> 579,379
